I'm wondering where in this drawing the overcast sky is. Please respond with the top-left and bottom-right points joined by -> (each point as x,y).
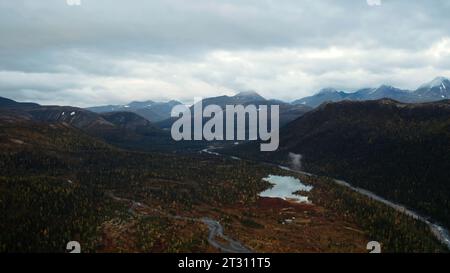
1,0 -> 450,107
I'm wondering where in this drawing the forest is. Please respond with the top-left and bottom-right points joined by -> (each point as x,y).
0,116 -> 447,252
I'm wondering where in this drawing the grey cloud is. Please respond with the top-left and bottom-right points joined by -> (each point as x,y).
2,0 -> 449,53
0,0 -> 450,106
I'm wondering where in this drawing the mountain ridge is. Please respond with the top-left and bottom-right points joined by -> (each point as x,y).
293,76 -> 450,107
0,97 -> 190,152
87,100 -> 182,122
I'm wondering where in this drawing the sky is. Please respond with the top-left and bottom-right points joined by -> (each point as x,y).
0,0 -> 450,107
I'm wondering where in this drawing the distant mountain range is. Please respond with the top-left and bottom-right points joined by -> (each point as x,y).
2,76 -> 448,129
85,77 -> 450,123
87,100 -> 182,122
87,91 -> 312,128
0,97 -> 204,152
292,76 -> 450,107
2,76 -> 448,151
156,91 -> 312,129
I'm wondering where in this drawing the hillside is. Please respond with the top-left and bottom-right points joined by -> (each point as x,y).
227,99 -> 450,229
0,97 -> 203,152
0,97 -> 40,109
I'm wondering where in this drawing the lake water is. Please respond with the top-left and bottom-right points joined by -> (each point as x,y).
260,175 -> 313,203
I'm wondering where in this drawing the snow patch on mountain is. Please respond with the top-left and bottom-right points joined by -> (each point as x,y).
419,76 -> 449,89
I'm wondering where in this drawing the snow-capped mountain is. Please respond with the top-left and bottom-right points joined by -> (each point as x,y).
292,88 -> 348,108
293,77 -> 450,107
348,85 -> 415,102
415,76 -> 450,100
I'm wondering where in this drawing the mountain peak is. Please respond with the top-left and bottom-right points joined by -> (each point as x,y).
318,88 -> 338,94
127,100 -> 156,108
233,91 -> 266,101
370,85 -> 401,94
235,90 -> 260,96
377,84 -> 395,90
415,76 -> 450,100
419,76 -> 450,89
432,76 -> 449,83
167,100 -> 182,105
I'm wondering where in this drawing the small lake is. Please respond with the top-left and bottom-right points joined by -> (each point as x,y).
259,175 -> 313,203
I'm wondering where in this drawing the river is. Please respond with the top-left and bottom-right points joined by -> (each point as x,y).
201,148 -> 450,250
108,192 -> 251,253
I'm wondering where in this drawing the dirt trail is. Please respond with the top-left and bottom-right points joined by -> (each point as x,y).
108,192 -> 251,253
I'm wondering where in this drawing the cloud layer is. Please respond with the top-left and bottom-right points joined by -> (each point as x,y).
1,0 -> 450,106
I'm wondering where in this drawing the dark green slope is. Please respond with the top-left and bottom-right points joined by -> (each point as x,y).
228,99 -> 450,228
